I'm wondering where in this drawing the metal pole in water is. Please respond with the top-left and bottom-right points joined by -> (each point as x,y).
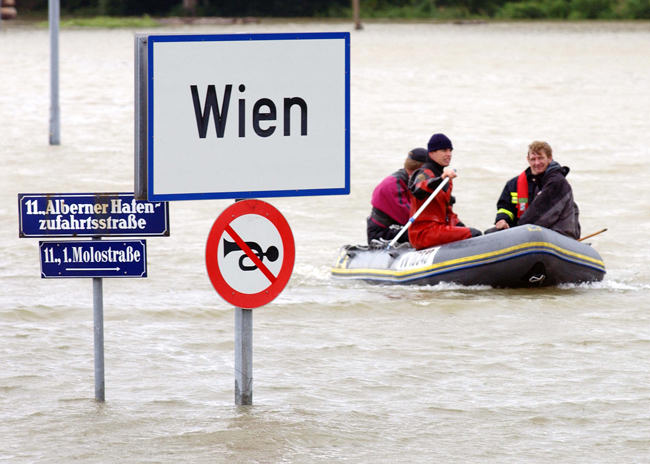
92,239 -> 105,402
234,307 -> 253,405
93,276 -> 105,401
48,0 -> 61,145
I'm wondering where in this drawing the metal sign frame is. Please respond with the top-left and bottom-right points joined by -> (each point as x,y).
135,32 -> 350,202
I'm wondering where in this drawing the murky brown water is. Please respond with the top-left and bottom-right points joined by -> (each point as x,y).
1,20 -> 650,463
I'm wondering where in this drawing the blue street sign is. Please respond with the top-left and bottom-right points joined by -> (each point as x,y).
18,193 -> 169,238
39,240 -> 147,278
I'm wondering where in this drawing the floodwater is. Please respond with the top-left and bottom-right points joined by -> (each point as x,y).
2,20 -> 650,463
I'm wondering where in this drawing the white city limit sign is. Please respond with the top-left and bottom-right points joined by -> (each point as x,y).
147,32 -> 350,201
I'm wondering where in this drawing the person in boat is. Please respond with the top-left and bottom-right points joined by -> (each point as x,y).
367,147 -> 428,244
407,133 -> 482,250
487,140 -> 581,239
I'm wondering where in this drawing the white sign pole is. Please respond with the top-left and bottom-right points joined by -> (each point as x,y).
205,199 -> 296,405
92,237 -> 105,402
234,307 -> 253,405
48,0 -> 60,145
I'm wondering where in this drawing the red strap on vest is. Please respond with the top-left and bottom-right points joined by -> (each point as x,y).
516,171 -> 528,218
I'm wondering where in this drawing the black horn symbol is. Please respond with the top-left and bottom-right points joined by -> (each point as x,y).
223,239 -> 279,271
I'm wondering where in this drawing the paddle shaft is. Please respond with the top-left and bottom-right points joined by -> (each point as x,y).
387,176 -> 451,249
578,228 -> 607,242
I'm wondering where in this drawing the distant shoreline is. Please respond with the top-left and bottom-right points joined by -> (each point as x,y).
2,14 -> 649,29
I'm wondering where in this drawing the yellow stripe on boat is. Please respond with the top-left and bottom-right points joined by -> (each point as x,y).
332,240 -> 605,278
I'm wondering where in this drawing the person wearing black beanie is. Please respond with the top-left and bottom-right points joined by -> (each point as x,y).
407,133 -> 482,249
427,133 -> 453,152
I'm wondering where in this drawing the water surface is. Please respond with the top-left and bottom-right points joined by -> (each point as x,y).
1,20 -> 649,463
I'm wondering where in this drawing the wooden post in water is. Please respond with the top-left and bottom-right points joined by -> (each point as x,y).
352,0 -> 362,30
234,307 -> 253,405
183,0 -> 198,16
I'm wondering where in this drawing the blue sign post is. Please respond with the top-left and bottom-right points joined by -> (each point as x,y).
18,192 -> 167,402
39,240 -> 147,278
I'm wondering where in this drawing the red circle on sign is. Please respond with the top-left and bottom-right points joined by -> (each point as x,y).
205,200 -> 295,309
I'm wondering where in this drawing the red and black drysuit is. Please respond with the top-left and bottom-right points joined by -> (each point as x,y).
493,161 -> 581,239
407,160 -> 472,250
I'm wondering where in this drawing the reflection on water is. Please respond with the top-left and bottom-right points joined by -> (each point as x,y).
1,20 -> 650,463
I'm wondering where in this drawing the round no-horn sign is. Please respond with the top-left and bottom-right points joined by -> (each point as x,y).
205,200 -> 295,309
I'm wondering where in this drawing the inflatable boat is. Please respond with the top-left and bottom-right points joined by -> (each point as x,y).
331,225 -> 605,287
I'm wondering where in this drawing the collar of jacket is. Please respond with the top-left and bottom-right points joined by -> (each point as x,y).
391,168 -> 409,183
423,160 -> 445,176
525,160 -> 569,183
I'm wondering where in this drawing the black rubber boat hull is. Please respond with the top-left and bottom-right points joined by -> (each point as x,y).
331,225 -> 605,288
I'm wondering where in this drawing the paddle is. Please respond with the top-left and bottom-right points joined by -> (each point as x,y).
578,228 -> 607,242
387,176 -> 451,249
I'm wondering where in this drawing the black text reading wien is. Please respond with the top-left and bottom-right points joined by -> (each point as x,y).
190,84 -> 308,138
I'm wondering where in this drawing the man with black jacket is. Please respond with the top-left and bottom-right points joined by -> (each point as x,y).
489,140 -> 581,239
